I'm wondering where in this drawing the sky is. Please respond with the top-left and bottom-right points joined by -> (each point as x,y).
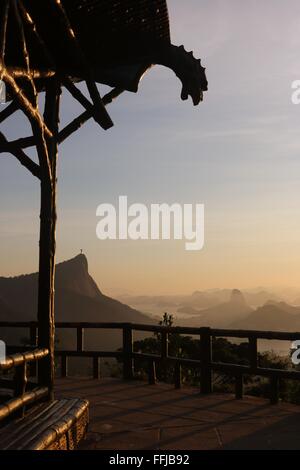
1,0 -> 300,295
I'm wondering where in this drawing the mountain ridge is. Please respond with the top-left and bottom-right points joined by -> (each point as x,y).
0,254 -> 152,351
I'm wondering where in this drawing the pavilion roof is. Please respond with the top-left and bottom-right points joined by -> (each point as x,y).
5,0 -> 171,92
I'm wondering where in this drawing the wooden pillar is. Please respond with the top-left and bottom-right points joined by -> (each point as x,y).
37,79 -> 61,400
37,176 -> 55,397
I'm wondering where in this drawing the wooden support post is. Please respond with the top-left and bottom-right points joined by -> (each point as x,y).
235,374 -> 243,399
270,376 -> 279,405
37,174 -> 56,394
29,360 -> 37,379
61,355 -> 68,378
249,336 -> 258,369
123,325 -> 134,380
174,363 -> 182,389
37,80 -> 61,401
93,357 -> 100,380
14,362 -> 27,397
200,327 -> 212,394
148,360 -> 156,385
77,327 -> 84,352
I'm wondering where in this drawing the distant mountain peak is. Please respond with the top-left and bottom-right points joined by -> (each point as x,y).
192,290 -> 202,296
0,254 -> 151,329
56,253 -> 87,272
55,253 -> 101,298
230,289 -> 247,305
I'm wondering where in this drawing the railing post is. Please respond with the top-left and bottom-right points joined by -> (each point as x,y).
249,336 -> 258,369
200,327 -> 212,394
77,326 -> 84,352
123,325 -> 134,380
61,354 -> 68,378
270,376 -> 279,404
14,362 -> 27,418
161,330 -> 169,358
174,362 -> 182,389
30,323 -> 38,346
161,330 -> 169,382
29,323 -> 38,378
148,360 -> 156,385
235,374 -> 243,399
93,357 -> 100,380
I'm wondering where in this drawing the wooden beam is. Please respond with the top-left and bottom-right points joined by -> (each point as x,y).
0,132 -> 41,178
51,86 -> 123,144
9,87 -> 124,149
62,76 -> 99,119
0,64 -> 53,141
7,67 -> 56,79
0,387 -> 49,422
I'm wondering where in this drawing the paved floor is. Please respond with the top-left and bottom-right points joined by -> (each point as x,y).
55,378 -> 300,450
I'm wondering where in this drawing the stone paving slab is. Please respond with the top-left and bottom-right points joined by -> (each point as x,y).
55,378 -> 300,450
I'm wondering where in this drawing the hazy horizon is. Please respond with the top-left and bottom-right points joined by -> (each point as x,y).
1,251 -> 300,301
1,0 -> 300,295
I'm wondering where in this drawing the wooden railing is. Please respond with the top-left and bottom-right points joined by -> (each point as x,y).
0,348 -> 49,423
1,321 -> 300,405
